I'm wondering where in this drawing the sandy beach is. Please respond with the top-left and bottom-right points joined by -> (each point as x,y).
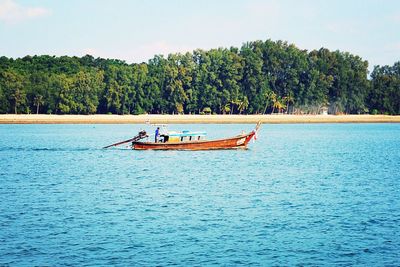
0,114 -> 399,124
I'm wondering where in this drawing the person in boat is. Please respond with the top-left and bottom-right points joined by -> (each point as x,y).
159,126 -> 169,143
155,127 -> 160,143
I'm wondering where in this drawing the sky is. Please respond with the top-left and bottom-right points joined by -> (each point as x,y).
0,0 -> 399,70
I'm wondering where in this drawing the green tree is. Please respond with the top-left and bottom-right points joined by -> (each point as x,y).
2,70 -> 26,114
369,62 -> 400,115
240,41 -> 265,113
33,95 -> 44,114
283,92 -> 295,114
238,96 -> 249,114
0,41 -> 394,115
263,90 -> 276,114
55,74 -> 74,114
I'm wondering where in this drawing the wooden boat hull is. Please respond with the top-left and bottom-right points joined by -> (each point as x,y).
132,131 -> 256,150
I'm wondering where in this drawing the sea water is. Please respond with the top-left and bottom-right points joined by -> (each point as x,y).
0,123 -> 399,266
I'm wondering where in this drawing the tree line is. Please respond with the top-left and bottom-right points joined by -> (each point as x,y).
0,39 -> 399,115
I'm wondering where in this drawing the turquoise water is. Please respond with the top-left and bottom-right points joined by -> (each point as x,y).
1,123 -> 399,266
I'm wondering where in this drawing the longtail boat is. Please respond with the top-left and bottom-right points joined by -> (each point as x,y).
103,123 -> 261,151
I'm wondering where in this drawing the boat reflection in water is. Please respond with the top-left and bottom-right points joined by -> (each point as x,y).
103,123 -> 261,151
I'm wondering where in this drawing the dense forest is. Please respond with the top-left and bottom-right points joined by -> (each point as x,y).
0,39 -> 399,115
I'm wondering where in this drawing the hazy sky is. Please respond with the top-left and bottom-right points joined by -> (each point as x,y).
0,0 -> 399,69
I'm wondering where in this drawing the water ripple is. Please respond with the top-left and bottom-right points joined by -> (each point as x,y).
0,124 -> 399,266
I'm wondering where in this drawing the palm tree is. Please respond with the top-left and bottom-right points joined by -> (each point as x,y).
202,107 -> 212,115
229,99 -> 240,114
222,103 -> 230,114
242,96 -> 249,114
34,95 -> 44,114
283,92 -> 295,114
238,96 -> 249,114
273,97 -> 285,114
271,94 -> 283,114
263,91 -> 276,114
11,89 -> 25,114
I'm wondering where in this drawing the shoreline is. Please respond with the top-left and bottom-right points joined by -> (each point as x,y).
1,114 -> 400,124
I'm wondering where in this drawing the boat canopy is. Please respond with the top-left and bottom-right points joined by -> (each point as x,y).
167,130 -> 207,137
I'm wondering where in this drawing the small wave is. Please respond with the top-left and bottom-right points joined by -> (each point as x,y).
0,147 -> 99,152
85,246 -> 106,252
